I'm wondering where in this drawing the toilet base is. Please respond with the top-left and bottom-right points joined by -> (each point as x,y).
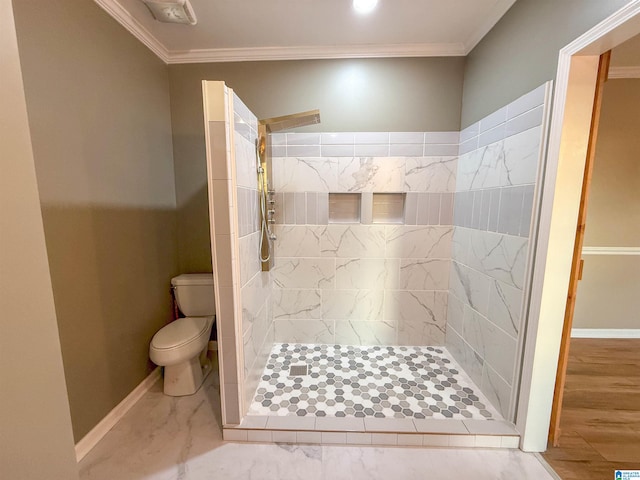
162,350 -> 211,396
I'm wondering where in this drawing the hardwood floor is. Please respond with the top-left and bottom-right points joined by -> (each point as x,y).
542,339 -> 640,479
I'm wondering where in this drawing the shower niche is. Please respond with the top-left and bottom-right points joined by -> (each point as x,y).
328,193 -> 361,223
372,193 -> 405,224
328,192 -> 406,224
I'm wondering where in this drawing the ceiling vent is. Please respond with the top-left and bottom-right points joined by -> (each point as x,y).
141,0 -> 197,25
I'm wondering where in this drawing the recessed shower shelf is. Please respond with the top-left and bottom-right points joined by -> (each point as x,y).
372,193 -> 405,224
328,193 -> 361,223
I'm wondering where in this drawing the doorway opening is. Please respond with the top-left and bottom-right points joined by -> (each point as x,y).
516,2 -> 640,456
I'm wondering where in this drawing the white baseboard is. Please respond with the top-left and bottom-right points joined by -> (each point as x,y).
571,328 -> 640,339
75,367 -> 161,462
581,246 -> 640,255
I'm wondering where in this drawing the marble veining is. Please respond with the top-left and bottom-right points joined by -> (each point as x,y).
386,226 -> 452,259
451,227 -> 471,265
456,142 -> 504,192
445,327 -> 485,389
461,307 -> 516,384
273,289 -> 322,320
399,259 -> 450,290
241,272 -> 271,330
404,156 -> 457,193
487,280 -> 522,338
272,258 -> 336,289
273,157 -> 339,192
78,370 -> 555,480
445,292 -> 465,334
387,291 -> 448,345
467,231 -> 528,289
320,225 -> 386,258
275,319 -> 335,344
455,129 -> 541,194
501,126 -> 542,186
322,289 -> 385,321
274,225 -> 323,257
335,258 -> 399,290
449,261 -> 490,316
335,321 -> 397,346
338,157 -> 405,192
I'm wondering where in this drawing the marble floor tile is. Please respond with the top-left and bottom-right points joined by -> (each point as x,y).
79,367 -> 556,480
321,446 -> 555,480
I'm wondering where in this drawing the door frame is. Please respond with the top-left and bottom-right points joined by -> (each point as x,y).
547,49 -> 610,447
516,2 -> 640,452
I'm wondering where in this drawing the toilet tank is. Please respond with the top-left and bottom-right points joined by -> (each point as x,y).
171,274 -> 215,317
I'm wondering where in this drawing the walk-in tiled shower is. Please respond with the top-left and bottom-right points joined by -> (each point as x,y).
203,80 -> 551,441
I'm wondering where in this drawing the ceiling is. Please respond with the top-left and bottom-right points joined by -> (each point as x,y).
95,0 -> 517,64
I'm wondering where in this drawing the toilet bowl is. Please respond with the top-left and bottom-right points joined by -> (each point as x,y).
150,274 -> 215,396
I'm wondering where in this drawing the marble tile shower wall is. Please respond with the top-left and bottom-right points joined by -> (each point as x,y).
233,94 -> 274,411
269,131 -> 459,347
446,84 -> 549,419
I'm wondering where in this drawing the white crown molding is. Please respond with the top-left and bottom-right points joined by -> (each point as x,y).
609,66 -> 640,78
167,43 -> 466,64
463,0 -> 517,54
94,1 -> 467,63
93,0 -> 169,63
561,1 -> 640,56
582,246 -> 640,255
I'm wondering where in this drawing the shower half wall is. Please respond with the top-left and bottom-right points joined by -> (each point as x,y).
203,82 -> 273,424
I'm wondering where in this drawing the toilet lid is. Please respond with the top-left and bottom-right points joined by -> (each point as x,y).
151,317 -> 211,350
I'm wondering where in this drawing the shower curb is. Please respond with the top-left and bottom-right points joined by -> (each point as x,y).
222,427 -> 520,449
222,417 -> 520,449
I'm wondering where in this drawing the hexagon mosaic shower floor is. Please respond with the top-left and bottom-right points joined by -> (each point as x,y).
247,344 -> 500,420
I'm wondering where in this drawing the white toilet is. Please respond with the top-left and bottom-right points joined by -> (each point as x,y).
150,273 -> 215,396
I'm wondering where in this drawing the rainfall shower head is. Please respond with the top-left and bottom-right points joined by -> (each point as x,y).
259,109 -> 321,133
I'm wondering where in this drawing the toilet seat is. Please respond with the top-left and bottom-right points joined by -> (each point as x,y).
150,316 -> 213,367
152,316 -> 210,349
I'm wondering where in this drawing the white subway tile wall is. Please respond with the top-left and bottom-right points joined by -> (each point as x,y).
447,83 -> 551,419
